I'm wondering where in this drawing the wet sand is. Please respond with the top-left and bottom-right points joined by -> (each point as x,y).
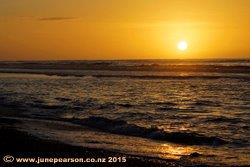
0,106 -> 179,167
0,127 -> 180,167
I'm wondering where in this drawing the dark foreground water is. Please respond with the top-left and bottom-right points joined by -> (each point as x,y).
0,59 -> 249,166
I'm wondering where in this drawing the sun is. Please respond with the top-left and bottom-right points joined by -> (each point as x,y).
177,40 -> 188,51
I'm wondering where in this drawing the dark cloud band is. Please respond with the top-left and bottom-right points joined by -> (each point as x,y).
38,17 -> 77,21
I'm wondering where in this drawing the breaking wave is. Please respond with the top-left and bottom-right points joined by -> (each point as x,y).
68,116 -> 228,146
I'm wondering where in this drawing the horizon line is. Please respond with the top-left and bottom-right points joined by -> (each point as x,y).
1,57 -> 250,62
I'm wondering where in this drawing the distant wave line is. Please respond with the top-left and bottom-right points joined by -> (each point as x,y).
0,69 -> 249,80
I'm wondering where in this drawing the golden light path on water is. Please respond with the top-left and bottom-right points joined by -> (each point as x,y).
157,144 -> 194,159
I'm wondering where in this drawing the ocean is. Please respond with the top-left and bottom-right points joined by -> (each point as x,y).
0,59 -> 249,166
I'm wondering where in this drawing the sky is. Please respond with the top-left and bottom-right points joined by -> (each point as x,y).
0,0 -> 249,60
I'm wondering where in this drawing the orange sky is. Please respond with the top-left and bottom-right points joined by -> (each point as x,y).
0,0 -> 249,60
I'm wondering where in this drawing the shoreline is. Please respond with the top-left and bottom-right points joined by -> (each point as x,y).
0,127 -> 178,167
0,106 -> 180,167
0,105 -> 248,166
0,125 -> 178,167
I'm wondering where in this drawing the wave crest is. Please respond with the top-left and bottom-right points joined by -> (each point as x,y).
69,116 -> 227,146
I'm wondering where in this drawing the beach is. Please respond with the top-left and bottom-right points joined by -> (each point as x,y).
0,107 -> 187,167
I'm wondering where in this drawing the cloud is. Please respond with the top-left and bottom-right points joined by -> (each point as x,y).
37,17 -> 78,21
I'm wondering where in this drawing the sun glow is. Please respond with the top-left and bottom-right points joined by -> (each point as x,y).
177,40 -> 188,51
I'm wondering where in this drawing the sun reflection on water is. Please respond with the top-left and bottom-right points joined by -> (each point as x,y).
157,143 -> 195,159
